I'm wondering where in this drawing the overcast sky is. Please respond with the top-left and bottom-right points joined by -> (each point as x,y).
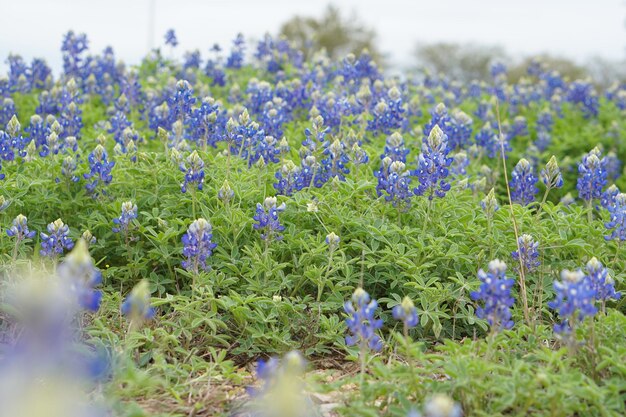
0,0 -> 624,73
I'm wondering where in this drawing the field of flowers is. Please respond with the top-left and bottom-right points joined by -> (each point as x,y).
0,29 -> 625,417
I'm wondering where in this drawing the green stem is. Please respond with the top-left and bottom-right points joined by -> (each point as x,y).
263,239 -> 270,288
11,237 -> 21,262
404,322 -> 416,389
422,197 -> 433,233
359,341 -> 367,399
494,100 -> 531,329
317,248 -> 334,302
191,188 -> 197,219
536,186 -> 551,217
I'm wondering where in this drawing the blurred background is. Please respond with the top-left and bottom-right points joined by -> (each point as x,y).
1,0 -> 625,83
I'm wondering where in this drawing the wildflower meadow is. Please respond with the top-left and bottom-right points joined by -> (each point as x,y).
1,26 -> 626,417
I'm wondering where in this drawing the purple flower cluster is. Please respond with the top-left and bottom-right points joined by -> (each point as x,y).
122,280 -> 156,325
181,218 -> 217,273
376,158 -> 412,207
585,257 -> 621,306
392,296 -> 419,329
344,288 -> 384,351
57,238 -> 102,312
40,218 -> 74,258
510,158 -> 538,206
367,87 -> 405,134
577,147 -> 607,203
470,260 -> 515,331
605,193 -> 626,242
164,29 -> 178,47
548,269 -> 597,334
511,234 -> 540,274
253,197 -> 286,242
413,125 -> 453,200
180,150 -> 205,193
84,144 -> 115,196
112,201 -> 138,235
6,214 -> 35,241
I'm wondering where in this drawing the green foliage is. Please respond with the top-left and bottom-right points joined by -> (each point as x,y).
1,63 -> 625,416
336,311 -> 626,417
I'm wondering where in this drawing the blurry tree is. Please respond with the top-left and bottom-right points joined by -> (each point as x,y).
508,55 -> 589,82
413,42 -> 507,82
279,5 -> 383,64
412,42 -> 624,88
583,56 -> 626,87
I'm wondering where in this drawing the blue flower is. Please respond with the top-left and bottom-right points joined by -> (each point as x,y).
535,130 -> 552,152
0,98 -> 16,127
605,193 -> 626,242
189,97 -> 224,148
366,87 -> 405,135
24,114 -> 48,148
377,159 -> 412,207
319,138 -> 350,182
423,103 -> 452,139
61,31 -> 89,78
112,201 -> 138,234
511,234 -> 540,274
58,80 -> 83,139
605,151 -> 622,181
344,288 -> 383,351
253,197 -> 286,242
181,218 -> 217,274
382,131 -> 409,163
507,116 -> 528,140
7,214 -> 36,240
577,147 -> 607,203
540,156 -> 563,189
451,151 -> 469,176
84,144 -> 115,196
302,115 -> 329,154
164,29 -> 178,47
548,269 -> 597,334
246,351 -> 310,415
121,280 -> 155,327
509,158 -> 538,206
59,155 -> 79,183
491,61 -> 507,78
481,188 -> 499,218
40,218 -> 74,258
249,350 -> 306,397
475,122 -> 510,158
218,179 -> 235,204
180,150 -> 205,193
600,184 -> 620,211
536,108 -> 554,132
167,79 -> 196,125
57,238 -> 102,312
350,142 -> 369,166
249,135 -> 280,168
274,160 -> 300,196
225,33 -> 245,69
566,80 -> 599,118
585,257 -> 621,306
448,110 -> 473,150
470,259 -> 515,331
413,125 -> 453,200
392,296 -> 418,329
325,232 -> 340,251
